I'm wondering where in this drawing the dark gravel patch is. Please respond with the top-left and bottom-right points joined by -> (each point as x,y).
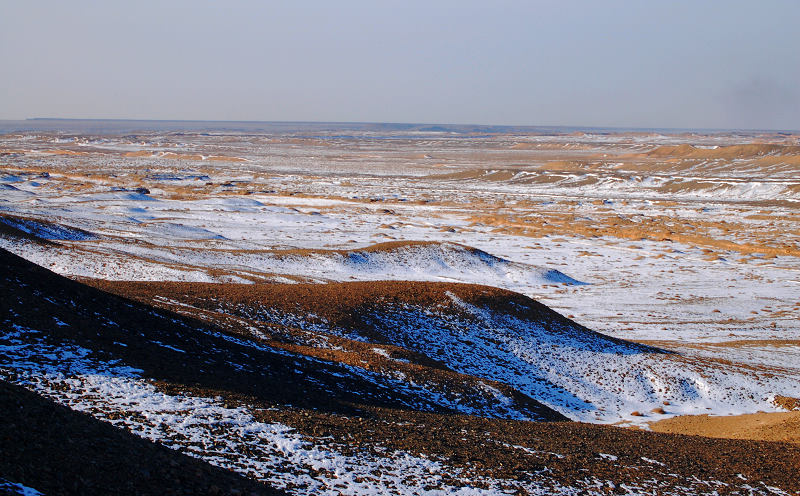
0,380 -> 282,496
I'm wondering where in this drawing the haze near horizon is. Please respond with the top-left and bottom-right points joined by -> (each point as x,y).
1,1 -> 799,130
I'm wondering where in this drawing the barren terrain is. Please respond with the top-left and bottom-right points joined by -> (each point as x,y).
1,122 -> 799,494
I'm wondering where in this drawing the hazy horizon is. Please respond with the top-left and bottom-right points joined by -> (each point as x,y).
2,117 -> 797,135
2,1 -> 799,130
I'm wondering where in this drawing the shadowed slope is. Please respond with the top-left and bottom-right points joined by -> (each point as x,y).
0,213 -> 96,242
0,246 -> 564,420
90,279 -> 686,422
0,381 -> 281,496
4,248 -> 800,493
94,277 -> 800,425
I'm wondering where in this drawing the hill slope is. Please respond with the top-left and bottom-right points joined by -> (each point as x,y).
95,278 -> 800,424
3,248 -> 800,494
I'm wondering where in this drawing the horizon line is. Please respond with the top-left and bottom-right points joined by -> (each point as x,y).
2,117 -> 798,134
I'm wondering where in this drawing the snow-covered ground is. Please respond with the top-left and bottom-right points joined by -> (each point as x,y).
2,187 -> 796,345
0,325 -> 542,495
2,129 -> 799,426
2,318 -> 788,495
3,128 -> 800,494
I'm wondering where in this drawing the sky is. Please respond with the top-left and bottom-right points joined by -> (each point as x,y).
1,1 -> 799,130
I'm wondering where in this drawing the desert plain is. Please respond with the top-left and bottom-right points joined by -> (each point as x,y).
1,121 -> 799,494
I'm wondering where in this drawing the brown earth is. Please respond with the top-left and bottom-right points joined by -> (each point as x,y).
4,137 -> 798,261
88,277 -> 638,352
3,247 -> 800,493
649,411 -> 800,444
467,209 -> 800,258
3,129 -> 800,493
641,143 -> 800,160
42,149 -> 87,156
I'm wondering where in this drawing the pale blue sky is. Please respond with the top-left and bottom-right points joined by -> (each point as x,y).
1,1 -> 798,129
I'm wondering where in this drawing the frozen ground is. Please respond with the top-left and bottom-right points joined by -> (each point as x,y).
1,260 -> 793,494
2,177 -> 797,346
2,126 -> 800,494
2,128 -> 799,423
